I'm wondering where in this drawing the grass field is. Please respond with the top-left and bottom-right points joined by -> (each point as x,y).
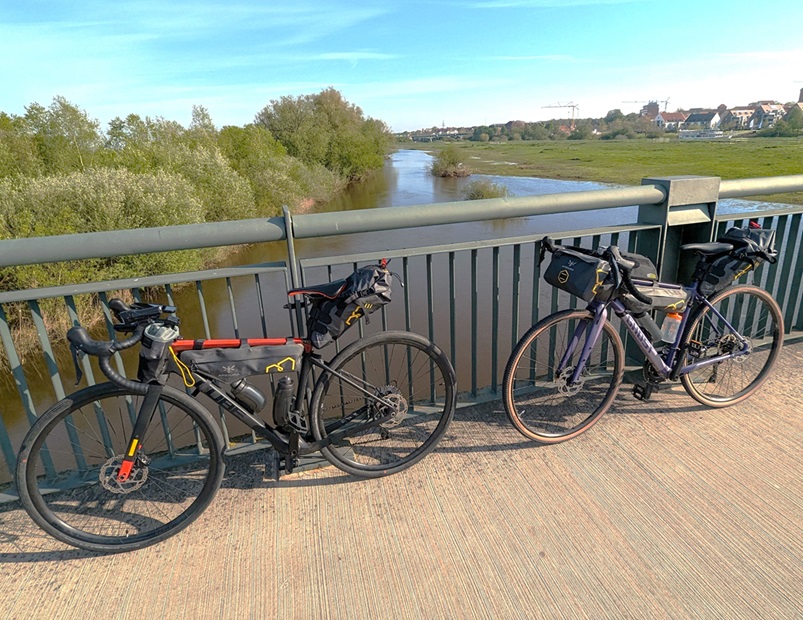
408,137 -> 803,204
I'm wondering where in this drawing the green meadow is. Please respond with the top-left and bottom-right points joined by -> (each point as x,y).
411,138 -> 803,204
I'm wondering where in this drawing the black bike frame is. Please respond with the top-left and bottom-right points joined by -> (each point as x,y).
141,349 -> 400,459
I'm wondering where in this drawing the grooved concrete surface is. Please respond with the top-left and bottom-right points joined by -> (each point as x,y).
1,342 -> 801,620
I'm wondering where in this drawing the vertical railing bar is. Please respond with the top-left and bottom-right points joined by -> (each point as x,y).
225,277 -> 240,339
773,214 -> 798,327
28,299 -> 88,472
511,244 -> 521,352
195,280 -> 229,444
254,274 -> 269,338
491,246 -> 500,394
449,251 -> 457,370
402,258 -> 413,400
426,254 -> 436,401
470,249 -> 478,398
0,303 -> 42,475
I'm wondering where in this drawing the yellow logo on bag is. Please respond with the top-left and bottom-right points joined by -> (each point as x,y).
558,269 -> 570,284
345,307 -> 364,326
265,357 -> 297,373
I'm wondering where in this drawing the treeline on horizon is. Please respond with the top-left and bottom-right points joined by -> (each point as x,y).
402,107 -> 803,142
0,88 -> 393,293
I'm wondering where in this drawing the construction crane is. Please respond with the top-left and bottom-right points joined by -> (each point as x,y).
543,102 -> 579,130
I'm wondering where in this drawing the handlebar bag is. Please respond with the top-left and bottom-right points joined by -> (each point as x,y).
307,264 -> 394,349
544,247 -> 613,302
697,227 -> 776,297
178,340 -> 304,382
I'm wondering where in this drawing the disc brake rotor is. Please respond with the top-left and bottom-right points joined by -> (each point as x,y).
99,455 -> 148,494
556,367 -> 583,396
375,385 -> 408,428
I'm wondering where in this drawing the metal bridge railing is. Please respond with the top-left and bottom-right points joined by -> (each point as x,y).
1,174 -> 802,490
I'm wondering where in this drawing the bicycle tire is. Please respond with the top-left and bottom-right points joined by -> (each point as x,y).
680,284 -> 783,407
310,331 -> 456,477
503,309 -> 624,444
16,382 -> 225,553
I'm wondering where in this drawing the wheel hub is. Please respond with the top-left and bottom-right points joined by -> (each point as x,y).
99,455 -> 148,494
719,334 -> 751,363
375,385 -> 408,428
556,367 -> 584,396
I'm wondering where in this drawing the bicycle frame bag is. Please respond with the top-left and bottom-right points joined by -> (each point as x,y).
621,282 -> 689,314
544,247 -> 613,302
697,226 -> 777,297
178,339 -> 304,382
308,263 -> 394,349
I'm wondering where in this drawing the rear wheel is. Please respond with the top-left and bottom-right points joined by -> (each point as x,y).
16,383 -> 225,553
680,284 -> 783,407
310,331 -> 456,477
503,309 -> 624,444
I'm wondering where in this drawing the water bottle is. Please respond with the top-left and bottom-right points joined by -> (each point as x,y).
230,379 -> 266,414
660,312 -> 683,343
632,311 -> 663,343
272,376 -> 295,427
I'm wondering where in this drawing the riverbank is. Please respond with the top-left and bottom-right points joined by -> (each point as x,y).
405,138 -> 803,205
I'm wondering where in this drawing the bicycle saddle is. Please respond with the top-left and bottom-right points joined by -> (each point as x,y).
680,242 -> 733,256
288,279 -> 347,299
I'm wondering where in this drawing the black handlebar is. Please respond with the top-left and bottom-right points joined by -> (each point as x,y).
67,299 -> 179,391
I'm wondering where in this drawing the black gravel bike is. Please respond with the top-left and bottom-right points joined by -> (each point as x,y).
16,263 -> 456,553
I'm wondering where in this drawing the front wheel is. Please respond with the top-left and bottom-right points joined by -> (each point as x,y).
680,284 -> 783,407
310,331 -> 456,477
503,309 -> 624,444
16,383 -> 225,553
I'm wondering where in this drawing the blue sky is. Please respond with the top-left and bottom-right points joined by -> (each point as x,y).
2,0 -> 802,132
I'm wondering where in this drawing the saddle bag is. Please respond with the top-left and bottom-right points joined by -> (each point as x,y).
307,263 -> 394,349
697,226 -> 777,297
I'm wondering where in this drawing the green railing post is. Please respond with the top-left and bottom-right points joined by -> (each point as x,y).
638,176 -> 721,284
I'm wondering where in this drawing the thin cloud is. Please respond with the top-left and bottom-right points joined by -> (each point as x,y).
484,54 -> 575,62
315,52 -> 400,61
469,0 -> 640,7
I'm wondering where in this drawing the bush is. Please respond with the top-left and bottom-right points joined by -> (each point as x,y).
0,168 -> 208,289
462,178 -> 509,200
430,144 -> 470,177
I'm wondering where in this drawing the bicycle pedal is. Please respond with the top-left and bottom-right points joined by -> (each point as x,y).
632,384 -> 654,401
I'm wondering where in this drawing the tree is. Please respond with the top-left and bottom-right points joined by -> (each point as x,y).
605,109 -> 624,123
255,88 -> 390,181
22,97 -> 103,172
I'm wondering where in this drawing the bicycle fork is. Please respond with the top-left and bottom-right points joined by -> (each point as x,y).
559,304 -> 608,386
117,384 -> 163,482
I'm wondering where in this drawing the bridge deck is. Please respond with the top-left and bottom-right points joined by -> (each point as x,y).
1,341 -> 801,620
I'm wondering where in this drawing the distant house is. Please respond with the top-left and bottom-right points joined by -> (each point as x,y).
720,106 -> 756,129
653,111 -> 687,130
683,111 -> 721,129
784,102 -> 803,121
749,102 -> 785,129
